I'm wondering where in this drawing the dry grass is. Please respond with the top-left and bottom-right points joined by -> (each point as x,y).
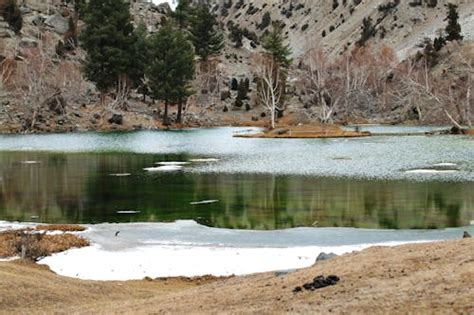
235,124 -> 370,138
0,260 -> 218,314
0,230 -> 89,260
0,239 -> 473,314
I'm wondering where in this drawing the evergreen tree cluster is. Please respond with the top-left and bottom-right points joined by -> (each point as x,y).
227,21 -> 259,48
418,4 -> 463,67
444,3 -> 463,42
233,78 -> 250,108
146,24 -> 195,125
80,0 -> 225,125
80,0 -> 138,92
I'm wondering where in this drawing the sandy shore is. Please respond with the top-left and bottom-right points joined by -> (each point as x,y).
0,239 -> 472,314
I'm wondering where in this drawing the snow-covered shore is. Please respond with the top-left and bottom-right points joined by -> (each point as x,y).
0,220 -> 460,280
2,220 -> 471,280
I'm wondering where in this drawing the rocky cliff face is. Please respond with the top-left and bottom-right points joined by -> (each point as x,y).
0,0 -> 473,133
187,0 -> 473,126
209,0 -> 473,59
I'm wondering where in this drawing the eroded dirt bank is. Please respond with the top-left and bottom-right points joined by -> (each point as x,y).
0,239 -> 472,314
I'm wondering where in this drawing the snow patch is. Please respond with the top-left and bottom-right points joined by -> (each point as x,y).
20,160 -> 40,164
39,241 -> 420,281
116,211 -> 141,214
109,173 -> 132,177
432,163 -> 457,167
405,169 -> 458,174
189,158 -> 220,163
143,165 -> 183,172
190,200 -> 219,205
155,161 -> 191,166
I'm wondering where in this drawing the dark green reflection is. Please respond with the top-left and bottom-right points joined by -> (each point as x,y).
0,152 -> 472,230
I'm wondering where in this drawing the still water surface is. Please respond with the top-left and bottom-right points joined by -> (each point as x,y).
0,127 -> 472,229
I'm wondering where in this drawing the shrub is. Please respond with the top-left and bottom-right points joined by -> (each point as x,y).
0,0 -> 22,34
258,11 -> 271,30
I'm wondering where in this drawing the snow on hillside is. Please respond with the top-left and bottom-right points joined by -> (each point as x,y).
152,0 -> 178,10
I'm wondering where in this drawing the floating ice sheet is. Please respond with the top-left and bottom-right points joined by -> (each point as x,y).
143,165 -> 183,172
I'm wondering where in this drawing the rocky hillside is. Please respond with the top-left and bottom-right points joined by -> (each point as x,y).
211,0 -> 474,59
0,0 -> 472,133
208,0 -> 474,125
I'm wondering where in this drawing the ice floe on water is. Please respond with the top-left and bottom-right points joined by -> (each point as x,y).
405,169 -> 458,174
109,173 -> 132,177
190,200 -> 219,205
1,127 -> 473,181
189,158 -> 220,162
143,165 -> 183,172
404,162 -> 460,174
432,163 -> 458,167
155,161 -> 191,166
20,160 -> 41,164
35,220 -> 473,281
116,210 -> 141,214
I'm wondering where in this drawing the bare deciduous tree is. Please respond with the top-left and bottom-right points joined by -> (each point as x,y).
253,53 -> 285,129
8,34 -> 86,131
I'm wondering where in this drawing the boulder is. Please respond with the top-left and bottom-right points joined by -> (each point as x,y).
45,15 -> 69,34
19,6 -> 32,14
315,252 -> 337,262
108,113 -> 123,125
220,91 -> 231,101
156,3 -> 171,15
293,275 -> 340,293
19,38 -> 38,48
0,20 -> 14,38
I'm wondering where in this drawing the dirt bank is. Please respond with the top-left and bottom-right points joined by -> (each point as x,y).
0,239 -> 472,314
235,124 -> 371,138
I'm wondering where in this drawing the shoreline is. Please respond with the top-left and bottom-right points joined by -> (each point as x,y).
1,221 -> 472,280
1,238 -> 472,313
0,123 -> 471,138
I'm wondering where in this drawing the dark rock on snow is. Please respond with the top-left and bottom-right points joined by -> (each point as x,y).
315,252 -> 338,262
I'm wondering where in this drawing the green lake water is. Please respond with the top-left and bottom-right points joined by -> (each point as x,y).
0,127 -> 473,230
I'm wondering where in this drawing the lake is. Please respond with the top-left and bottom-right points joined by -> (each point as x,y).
0,127 -> 473,230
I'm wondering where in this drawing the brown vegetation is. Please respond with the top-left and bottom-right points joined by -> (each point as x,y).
0,239 -> 472,314
0,229 -> 89,261
235,124 -> 370,138
298,43 -> 473,126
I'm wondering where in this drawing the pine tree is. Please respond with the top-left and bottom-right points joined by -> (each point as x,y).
421,38 -> 439,67
445,3 -> 463,42
189,4 -> 224,60
357,17 -> 375,46
133,20 -> 150,99
173,0 -> 192,29
237,79 -> 249,100
262,22 -> 292,68
231,78 -> 239,91
147,24 -> 195,125
80,0 -> 137,93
